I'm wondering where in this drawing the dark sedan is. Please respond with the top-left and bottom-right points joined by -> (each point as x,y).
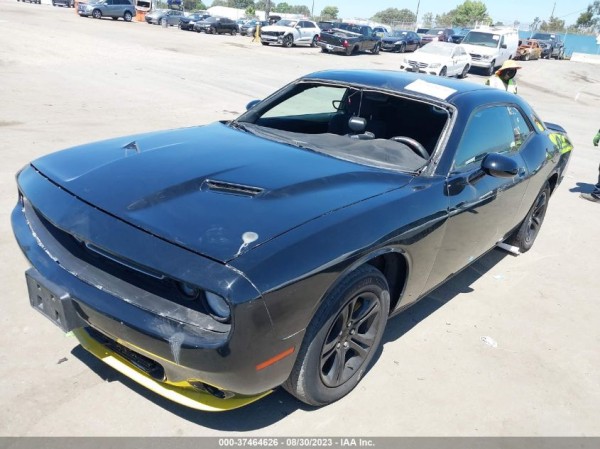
420,27 -> 454,45
12,70 -> 572,411
380,30 -> 420,52
193,16 -> 238,34
179,13 -> 210,31
240,19 -> 268,36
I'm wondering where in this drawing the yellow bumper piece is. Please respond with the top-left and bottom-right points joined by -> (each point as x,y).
72,328 -> 272,411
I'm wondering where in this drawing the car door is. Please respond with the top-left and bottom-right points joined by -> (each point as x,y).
407,32 -> 418,51
424,104 -> 532,291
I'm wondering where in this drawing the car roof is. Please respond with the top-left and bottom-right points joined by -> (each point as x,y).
301,70 -> 491,103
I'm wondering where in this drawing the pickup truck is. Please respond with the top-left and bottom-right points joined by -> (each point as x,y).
317,23 -> 381,55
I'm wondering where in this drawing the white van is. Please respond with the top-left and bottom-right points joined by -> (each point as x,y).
460,27 -> 519,75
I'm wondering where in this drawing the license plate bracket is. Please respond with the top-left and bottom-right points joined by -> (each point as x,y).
26,269 -> 80,333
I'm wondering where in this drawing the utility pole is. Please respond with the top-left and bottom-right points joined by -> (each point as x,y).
311,0 -> 314,19
550,2 -> 556,18
265,0 -> 270,20
415,0 -> 420,27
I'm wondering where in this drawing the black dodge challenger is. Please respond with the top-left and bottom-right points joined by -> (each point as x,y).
12,70 -> 573,411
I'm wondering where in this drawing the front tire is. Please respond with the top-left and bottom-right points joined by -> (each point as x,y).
398,43 -> 406,53
123,11 -> 132,21
282,34 -> 293,48
459,64 -> 469,78
439,66 -> 447,77
230,28 -> 237,35
507,182 -> 551,252
486,61 -> 495,76
92,9 -> 102,19
284,265 -> 390,406
371,43 -> 380,54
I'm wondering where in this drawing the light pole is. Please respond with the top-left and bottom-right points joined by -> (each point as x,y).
415,0 -> 420,28
311,0 -> 314,19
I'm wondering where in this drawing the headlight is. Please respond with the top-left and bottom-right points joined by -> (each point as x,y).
204,292 -> 231,323
430,63 -> 441,68
482,55 -> 491,60
394,41 -> 401,45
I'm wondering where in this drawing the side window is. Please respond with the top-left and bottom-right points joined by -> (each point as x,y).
453,106 -> 516,169
305,22 -> 315,28
508,106 -> 533,150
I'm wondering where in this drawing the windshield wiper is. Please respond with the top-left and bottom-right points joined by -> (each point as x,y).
228,121 -> 253,133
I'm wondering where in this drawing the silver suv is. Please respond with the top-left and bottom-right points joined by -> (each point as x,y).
78,0 -> 135,21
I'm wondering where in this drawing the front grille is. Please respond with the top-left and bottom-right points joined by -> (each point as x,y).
86,327 -> 166,380
261,31 -> 280,37
407,60 -> 428,68
470,53 -> 482,60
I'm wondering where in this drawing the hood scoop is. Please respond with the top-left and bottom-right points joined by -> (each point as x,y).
203,179 -> 264,197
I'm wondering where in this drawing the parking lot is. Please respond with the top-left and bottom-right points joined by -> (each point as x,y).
1,0 -> 600,436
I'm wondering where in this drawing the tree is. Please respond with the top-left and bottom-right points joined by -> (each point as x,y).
184,0 -> 206,10
320,5 -> 338,20
421,12 -> 433,27
530,16 -> 541,32
273,1 -> 291,13
448,0 -> 491,27
211,0 -> 227,5
575,5 -> 598,31
245,5 -> 255,16
540,15 -> 566,32
226,0 -> 254,7
291,4 -> 310,15
371,8 -> 416,25
434,12 -> 453,27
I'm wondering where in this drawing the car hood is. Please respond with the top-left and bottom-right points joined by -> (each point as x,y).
408,52 -> 449,64
382,37 -> 407,43
261,25 -> 292,32
31,122 -> 411,263
460,43 -> 496,55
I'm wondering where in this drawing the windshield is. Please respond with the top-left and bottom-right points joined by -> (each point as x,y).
418,43 -> 454,56
461,31 -> 500,48
276,19 -> 297,27
426,28 -> 444,35
231,82 -> 450,172
387,31 -> 408,38
532,33 -> 555,40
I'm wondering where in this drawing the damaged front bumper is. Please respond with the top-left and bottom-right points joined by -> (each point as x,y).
12,165 -> 302,411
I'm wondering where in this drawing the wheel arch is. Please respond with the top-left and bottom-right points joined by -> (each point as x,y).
318,248 -> 410,319
547,172 -> 559,195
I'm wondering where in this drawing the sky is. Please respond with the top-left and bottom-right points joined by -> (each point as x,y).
296,0 -> 594,27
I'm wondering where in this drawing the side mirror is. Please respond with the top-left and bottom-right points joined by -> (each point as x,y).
501,44 -> 507,49
481,153 -> 519,178
245,99 -> 261,110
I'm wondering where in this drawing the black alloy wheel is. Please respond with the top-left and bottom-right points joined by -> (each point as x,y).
507,182 -> 550,252
282,34 -> 293,47
284,265 -> 389,406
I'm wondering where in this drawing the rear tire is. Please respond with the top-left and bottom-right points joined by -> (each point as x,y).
371,43 -> 380,54
283,265 -> 390,406
311,35 -> 318,47
506,182 -> 550,252
459,64 -> 469,78
230,28 -> 237,35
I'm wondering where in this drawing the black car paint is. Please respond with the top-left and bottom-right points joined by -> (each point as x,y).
380,31 -> 420,52
12,70 -> 570,404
